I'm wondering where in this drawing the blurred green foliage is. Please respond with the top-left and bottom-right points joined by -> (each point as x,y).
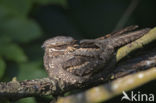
16,97 -> 36,103
0,0 -> 156,103
0,0 -> 68,81
0,1 -> 67,103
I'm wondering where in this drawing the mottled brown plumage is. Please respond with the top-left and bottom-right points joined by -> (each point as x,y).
42,26 -> 150,86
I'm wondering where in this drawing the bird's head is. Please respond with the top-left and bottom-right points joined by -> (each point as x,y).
42,36 -> 77,56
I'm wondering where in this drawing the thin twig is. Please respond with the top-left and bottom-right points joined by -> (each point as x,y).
114,0 -> 140,31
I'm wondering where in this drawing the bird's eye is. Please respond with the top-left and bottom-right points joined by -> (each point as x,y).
48,45 -> 68,52
54,45 -> 67,50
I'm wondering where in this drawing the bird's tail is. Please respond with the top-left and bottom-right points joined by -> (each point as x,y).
111,28 -> 150,48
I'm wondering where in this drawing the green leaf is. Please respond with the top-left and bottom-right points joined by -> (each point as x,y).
0,58 -> 6,79
34,0 -> 68,8
0,42 -> 27,63
16,97 -> 36,103
0,0 -> 32,16
2,17 -> 42,42
0,6 -> 42,42
17,61 -> 47,80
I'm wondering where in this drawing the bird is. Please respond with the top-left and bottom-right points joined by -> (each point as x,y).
42,26 -> 150,86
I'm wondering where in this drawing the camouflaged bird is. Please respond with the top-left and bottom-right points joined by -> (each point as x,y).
42,26 -> 150,86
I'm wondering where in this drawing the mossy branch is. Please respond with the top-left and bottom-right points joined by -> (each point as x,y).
117,27 -> 156,61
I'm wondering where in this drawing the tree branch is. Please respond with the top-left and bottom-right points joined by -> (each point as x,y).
0,27 -> 156,101
0,78 -> 58,100
116,27 -> 156,61
56,67 -> 156,103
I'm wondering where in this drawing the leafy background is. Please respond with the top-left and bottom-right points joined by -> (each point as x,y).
0,0 -> 156,103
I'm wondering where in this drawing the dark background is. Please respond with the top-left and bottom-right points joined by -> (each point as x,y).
0,0 -> 156,103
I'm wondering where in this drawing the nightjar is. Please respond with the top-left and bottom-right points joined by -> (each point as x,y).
42,26 -> 150,85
